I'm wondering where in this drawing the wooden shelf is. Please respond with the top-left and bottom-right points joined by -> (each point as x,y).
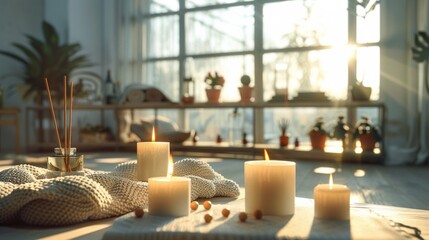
27,140 -> 382,164
27,100 -> 385,110
25,101 -> 385,163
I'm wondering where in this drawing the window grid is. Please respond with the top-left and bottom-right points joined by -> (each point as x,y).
135,0 -> 380,143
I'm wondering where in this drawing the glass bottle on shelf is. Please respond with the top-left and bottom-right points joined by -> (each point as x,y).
182,77 -> 195,104
105,70 -> 115,104
228,108 -> 243,146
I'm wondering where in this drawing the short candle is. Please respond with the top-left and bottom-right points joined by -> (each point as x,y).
137,127 -> 169,181
148,157 -> 191,217
314,174 -> 350,220
245,150 -> 296,216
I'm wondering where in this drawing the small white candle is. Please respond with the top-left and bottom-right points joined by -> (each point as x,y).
148,157 -> 191,217
245,150 -> 295,216
314,174 -> 350,220
137,127 -> 169,181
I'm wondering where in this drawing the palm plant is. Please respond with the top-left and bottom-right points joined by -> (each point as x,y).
0,21 -> 94,105
411,31 -> 429,94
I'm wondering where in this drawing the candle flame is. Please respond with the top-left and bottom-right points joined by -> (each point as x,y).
151,126 -> 156,142
329,174 -> 333,189
264,149 -> 270,161
167,154 -> 173,177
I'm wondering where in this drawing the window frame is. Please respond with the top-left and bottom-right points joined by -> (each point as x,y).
135,0 -> 381,143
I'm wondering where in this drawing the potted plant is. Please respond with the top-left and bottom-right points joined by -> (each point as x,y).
0,21 -> 96,142
353,116 -> 382,152
239,74 -> 253,103
309,117 -> 328,150
0,21 -> 95,104
351,81 -> 372,101
331,115 -> 350,150
278,118 -> 289,147
204,72 -> 225,104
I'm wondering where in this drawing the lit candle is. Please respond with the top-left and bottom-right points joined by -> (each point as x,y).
245,149 -> 296,215
148,156 -> 191,217
314,174 -> 350,220
137,127 -> 169,181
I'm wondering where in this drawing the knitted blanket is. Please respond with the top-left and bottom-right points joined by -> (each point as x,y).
0,158 -> 240,226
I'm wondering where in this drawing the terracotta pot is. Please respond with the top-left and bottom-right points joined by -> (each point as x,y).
280,135 -> 289,147
239,86 -> 253,103
309,131 -> 327,150
206,88 -> 221,104
358,133 -> 376,152
351,85 -> 372,101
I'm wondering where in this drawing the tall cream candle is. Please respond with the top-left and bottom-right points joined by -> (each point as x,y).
314,174 -> 350,220
137,127 -> 169,181
245,150 -> 295,216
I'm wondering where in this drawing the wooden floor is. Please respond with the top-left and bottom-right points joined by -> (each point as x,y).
1,152 -> 428,211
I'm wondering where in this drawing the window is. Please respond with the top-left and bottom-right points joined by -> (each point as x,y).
119,0 -> 381,143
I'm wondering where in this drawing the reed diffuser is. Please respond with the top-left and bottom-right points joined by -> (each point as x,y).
45,77 -> 84,178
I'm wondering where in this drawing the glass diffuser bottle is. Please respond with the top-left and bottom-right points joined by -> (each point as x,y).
46,147 -> 84,178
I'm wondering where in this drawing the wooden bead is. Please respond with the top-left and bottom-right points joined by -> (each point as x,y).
190,201 -> 199,211
134,207 -> 144,218
238,212 -> 247,222
253,209 -> 263,220
203,200 -> 212,210
221,207 -> 230,218
204,213 -> 213,223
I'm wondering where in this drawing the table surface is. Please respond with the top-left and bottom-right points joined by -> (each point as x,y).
0,192 -> 427,240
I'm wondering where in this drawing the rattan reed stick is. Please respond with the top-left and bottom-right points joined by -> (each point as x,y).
68,81 -> 74,172
63,77 -> 69,170
44,78 -> 62,150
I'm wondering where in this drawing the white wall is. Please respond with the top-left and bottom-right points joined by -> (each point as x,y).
0,0 -> 44,153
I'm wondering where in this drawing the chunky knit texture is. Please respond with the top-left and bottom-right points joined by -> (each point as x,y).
0,158 -> 240,226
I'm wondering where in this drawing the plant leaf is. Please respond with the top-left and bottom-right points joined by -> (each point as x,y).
0,50 -> 29,66
42,21 -> 59,47
12,43 -> 39,63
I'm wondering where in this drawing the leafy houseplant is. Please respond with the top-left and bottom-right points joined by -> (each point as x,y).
331,115 -> 350,149
278,118 -> 289,147
239,74 -> 253,103
309,117 -> 328,150
204,72 -> 225,103
0,21 -> 94,142
351,81 -> 372,101
0,21 -> 93,105
353,116 -> 382,152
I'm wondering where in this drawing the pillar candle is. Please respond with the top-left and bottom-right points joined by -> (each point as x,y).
314,174 -> 350,220
148,176 -> 191,217
136,127 -> 169,181
245,150 -> 295,215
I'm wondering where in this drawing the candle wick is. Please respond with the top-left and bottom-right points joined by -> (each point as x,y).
329,174 -> 333,189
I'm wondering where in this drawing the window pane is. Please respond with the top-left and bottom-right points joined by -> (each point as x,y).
186,108 -> 253,143
142,0 -> 179,14
356,2 -> 380,43
143,15 -> 179,58
186,6 -> 254,54
142,60 -> 180,101
190,55 -> 254,102
356,46 -> 380,100
264,108 -> 347,151
186,0 -> 251,8
264,0 -> 348,49
263,48 -> 349,101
